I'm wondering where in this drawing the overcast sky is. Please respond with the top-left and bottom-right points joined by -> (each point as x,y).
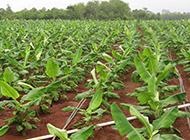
1,0 -> 190,13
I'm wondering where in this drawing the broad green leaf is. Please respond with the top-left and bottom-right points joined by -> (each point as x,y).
92,42 -> 98,52
16,125 -> 24,132
127,129 -> 146,140
123,46 -> 131,57
0,125 -> 9,137
148,76 -> 158,100
120,103 -> 149,111
184,67 -> 190,72
156,63 -> 174,86
112,50 -> 122,60
0,80 -> 19,99
87,90 -> 103,113
111,103 -> 134,135
112,82 -> 125,89
153,134 -> 163,140
35,47 -> 43,61
22,87 -> 46,101
74,90 -> 94,101
3,55 -> 19,67
137,92 -> 153,104
3,67 -> 14,83
161,85 -> 180,93
45,57 -> 59,81
111,103 -> 145,139
91,68 -> 98,85
114,60 -> 128,72
70,125 -> 94,140
45,79 -> 62,93
153,134 -> 183,140
23,121 -> 32,129
178,111 -> 190,118
134,56 -> 151,83
97,61 -> 111,72
143,48 -> 157,74
99,36 -> 107,47
134,86 -> 148,93
153,106 -> 178,130
130,106 -> 153,137
103,53 -> 113,63
160,92 -> 186,108
23,46 -> 31,68
105,91 -> 120,98
72,47 -> 83,66
98,70 -> 108,81
102,99 -> 111,108
91,108 -> 107,116
108,32 -> 116,40
62,106 -> 75,112
17,81 -> 34,89
47,123 -> 68,140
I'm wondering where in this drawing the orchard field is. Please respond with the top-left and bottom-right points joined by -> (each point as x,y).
0,20 -> 190,140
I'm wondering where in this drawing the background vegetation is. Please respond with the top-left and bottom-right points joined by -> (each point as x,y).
1,0 -> 190,20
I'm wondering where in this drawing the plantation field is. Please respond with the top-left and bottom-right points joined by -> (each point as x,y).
0,20 -> 190,140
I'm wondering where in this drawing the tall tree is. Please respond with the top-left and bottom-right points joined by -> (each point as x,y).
85,1 -> 100,19
66,3 -> 85,19
5,4 -> 13,19
110,0 -> 131,19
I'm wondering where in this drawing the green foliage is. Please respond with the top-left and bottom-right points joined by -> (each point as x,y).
3,67 -> 14,84
47,124 -> 68,140
47,123 -> 94,140
22,87 -> 46,101
0,125 -> 9,137
0,80 -> 20,99
72,47 -> 83,66
45,57 -> 59,81
111,103 -> 137,136
111,103 -> 184,140
63,90 -> 105,127
0,19 -> 189,140
134,57 -> 151,83
0,1 -> 166,20
86,90 -> 103,113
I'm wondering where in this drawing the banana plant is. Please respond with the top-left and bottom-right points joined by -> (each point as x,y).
177,48 -> 190,81
111,103 -> 184,140
127,56 -> 189,119
0,81 -> 39,136
22,76 -> 68,114
82,67 -> 123,109
62,90 -> 106,128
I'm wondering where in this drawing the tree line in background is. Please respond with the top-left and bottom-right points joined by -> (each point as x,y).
1,0 -> 190,20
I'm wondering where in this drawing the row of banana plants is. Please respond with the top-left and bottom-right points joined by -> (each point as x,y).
51,21 -> 190,140
111,21 -> 190,140
0,20 -> 190,139
0,20 -> 141,137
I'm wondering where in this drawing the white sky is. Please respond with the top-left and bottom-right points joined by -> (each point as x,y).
1,0 -> 190,13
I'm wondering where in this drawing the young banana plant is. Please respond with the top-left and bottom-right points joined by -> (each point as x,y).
128,54 -> 189,119
111,103 -> 184,140
0,80 -> 39,136
62,89 -> 106,127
